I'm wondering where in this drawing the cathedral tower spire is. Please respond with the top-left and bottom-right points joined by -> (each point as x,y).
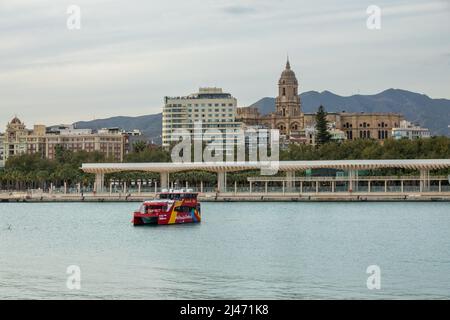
276,58 -> 301,117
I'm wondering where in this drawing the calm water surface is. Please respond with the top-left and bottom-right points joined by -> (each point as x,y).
0,202 -> 449,299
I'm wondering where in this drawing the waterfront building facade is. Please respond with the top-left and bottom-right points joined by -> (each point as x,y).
4,117 -> 28,160
45,126 -> 125,161
392,120 -> 431,140
162,87 -> 243,150
236,59 -> 404,145
2,117 -> 47,163
1,118 -> 128,163
0,134 -> 4,167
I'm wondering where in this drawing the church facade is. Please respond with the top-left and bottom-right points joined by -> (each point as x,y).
236,60 -> 403,144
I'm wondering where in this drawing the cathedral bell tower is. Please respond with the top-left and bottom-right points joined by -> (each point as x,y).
275,58 -> 301,117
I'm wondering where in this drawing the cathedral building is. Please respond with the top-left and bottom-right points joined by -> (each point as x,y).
236,59 -> 404,144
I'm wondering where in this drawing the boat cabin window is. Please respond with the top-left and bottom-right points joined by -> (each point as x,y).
158,193 -> 197,200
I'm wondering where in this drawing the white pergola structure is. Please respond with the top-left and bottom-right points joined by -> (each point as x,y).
81,159 -> 450,194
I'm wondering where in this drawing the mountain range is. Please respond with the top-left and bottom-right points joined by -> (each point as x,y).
74,89 -> 450,143
75,113 -> 163,144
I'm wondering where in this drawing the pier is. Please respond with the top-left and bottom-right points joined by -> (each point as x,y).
1,159 -> 449,202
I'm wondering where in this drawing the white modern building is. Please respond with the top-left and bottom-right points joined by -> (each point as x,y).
290,122 -> 346,146
392,120 -> 431,140
162,88 -> 243,151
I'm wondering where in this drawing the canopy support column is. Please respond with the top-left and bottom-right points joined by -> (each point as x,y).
94,173 -> 104,194
286,171 -> 295,192
160,172 -> 169,190
420,169 -> 430,192
217,171 -> 226,193
348,169 -> 358,192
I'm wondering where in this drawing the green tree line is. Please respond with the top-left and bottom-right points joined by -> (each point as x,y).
0,138 -> 449,191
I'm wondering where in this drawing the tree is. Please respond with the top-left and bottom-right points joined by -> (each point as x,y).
124,146 -> 171,163
132,141 -> 148,153
315,105 -> 331,146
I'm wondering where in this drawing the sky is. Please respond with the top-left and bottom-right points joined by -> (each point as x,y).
0,0 -> 449,127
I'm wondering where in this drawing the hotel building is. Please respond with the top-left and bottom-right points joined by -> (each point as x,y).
162,87 -> 243,150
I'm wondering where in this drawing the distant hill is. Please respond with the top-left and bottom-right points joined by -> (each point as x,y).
251,89 -> 450,136
70,89 -> 450,143
74,113 -> 162,144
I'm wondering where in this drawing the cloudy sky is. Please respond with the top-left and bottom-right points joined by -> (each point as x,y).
1,0 -> 449,126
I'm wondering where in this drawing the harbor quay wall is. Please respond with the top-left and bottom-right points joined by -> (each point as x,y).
1,192 -> 450,203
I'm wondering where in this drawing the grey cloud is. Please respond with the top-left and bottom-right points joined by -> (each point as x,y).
221,5 -> 256,15
0,0 -> 449,126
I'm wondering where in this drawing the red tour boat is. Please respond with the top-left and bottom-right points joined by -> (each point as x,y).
133,190 -> 201,226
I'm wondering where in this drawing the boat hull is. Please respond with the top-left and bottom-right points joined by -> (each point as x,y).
133,209 -> 201,226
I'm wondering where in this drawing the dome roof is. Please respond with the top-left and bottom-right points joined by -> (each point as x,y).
279,59 -> 298,84
10,116 -> 22,124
